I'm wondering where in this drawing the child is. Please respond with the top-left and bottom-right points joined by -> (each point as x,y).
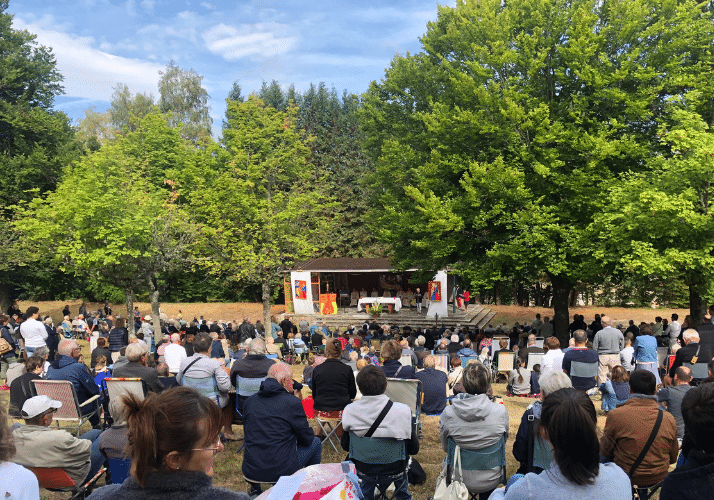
599,365 -> 631,413
530,363 -> 541,396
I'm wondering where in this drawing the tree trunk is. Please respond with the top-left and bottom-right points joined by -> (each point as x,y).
569,288 -> 577,307
262,280 -> 272,334
511,281 -> 518,305
0,283 -> 10,316
535,282 -> 542,307
548,273 -> 572,347
149,276 -> 162,344
125,286 -> 135,336
689,284 -> 708,328
494,282 -> 501,306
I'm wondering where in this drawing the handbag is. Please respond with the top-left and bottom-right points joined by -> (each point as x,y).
0,337 -> 13,355
433,444 -> 468,500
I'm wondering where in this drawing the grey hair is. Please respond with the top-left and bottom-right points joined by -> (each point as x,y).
125,343 -> 147,362
34,346 -> 49,359
109,398 -> 130,425
248,338 -> 266,355
539,371 -> 573,397
573,329 -> 588,344
267,362 -> 292,384
683,328 -> 699,342
461,360 -> 491,395
451,334 -> 459,343
417,335 -> 425,346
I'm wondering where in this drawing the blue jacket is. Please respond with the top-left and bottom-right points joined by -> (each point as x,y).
660,450 -> 714,500
381,359 -> 417,379
47,354 -> 100,404
1,326 -> 17,359
633,334 -> 658,362
242,378 -> 316,482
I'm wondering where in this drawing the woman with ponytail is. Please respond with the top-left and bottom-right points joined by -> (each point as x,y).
491,388 -> 631,500
311,337 -> 357,429
507,357 -> 531,396
87,387 -> 249,500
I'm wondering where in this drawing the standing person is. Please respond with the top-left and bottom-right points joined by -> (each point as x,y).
491,388 -> 631,500
19,306 -> 47,356
108,317 -> 129,363
633,324 -> 661,385
462,289 -> 470,313
414,288 -> 423,314
665,314 -> 682,349
0,314 -> 18,390
593,316 -> 624,384
620,334 -> 635,372
62,304 -> 71,318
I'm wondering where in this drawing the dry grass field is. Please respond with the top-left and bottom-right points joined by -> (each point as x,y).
4,302 -> 677,499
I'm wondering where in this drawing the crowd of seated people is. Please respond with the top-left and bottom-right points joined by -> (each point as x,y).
4,304 -> 714,500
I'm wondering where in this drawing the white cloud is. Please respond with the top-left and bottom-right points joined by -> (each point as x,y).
200,2 -> 213,10
202,23 -> 298,60
125,0 -> 137,17
13,17 -> 163,101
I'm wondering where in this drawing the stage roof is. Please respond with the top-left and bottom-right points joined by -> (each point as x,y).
287,258 -> 418,273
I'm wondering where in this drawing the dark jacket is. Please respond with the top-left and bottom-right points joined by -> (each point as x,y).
311,358 -> 357,412
1,325 -> 17,359
237,321 -> 254,343
695,322 -> 714,364
242,378 -> 316,482
91,346 -> 112,369
416,367 -> 448,415
86,471 -> 249,500
9,371 -> 41,417
659,450 -> 714,500
47,354 -> 100,405
112,361 -> 164,393
45,325 -> 59,355
108,328 -> 129,352
669,342 -> 703,379
381,359 -> 417,380
210,340 -> 224,359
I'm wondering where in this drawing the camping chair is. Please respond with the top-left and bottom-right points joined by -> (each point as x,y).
684,362 -> 710,379
459,355 -> 480,369
446,435 -> 507,500
29,465 -> 106,500
31,380 -> 100,436
242,475 -> 277,497
102,377 -> 145,427
534,337 -> 545,349
384,378 -> 423,435
234,376 -> 266,453
348,432 -> 408,500
316,413 -> 343,455
371,339 -> 381,357
526,353 -> 544,371
106,458 -> 131,485
525,413 -> 552,473
266,353 -> 279,360
657,347 -> 669,370
399,353 -> 415,368
433,353 -> 450,374
568,360 -> 598,389
494,352 -> 515,383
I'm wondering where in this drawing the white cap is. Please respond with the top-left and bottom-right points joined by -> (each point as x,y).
21,395 -> 62,419
144,315 -> 152,321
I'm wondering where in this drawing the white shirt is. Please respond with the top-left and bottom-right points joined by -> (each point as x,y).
0,461 -> 40,500
539,349 -> 564,377
666,321 -> 681,341
164,343 -> 187,374
19,317 -> 48,349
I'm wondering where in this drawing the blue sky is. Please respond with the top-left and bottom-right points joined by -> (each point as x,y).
9,0 -> 451,136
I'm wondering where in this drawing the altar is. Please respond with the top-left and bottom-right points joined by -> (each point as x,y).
357,297 -> 403,313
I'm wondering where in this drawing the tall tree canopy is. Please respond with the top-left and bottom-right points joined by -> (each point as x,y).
158,61 -> 212,142
360,0 -> 714,342
0,0 -> 78,310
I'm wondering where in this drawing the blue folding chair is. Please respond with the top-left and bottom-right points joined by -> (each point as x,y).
107,458 -> 131,485
446,435 -> 507,499
235,376 -> 266,453
348,432 -> 408,500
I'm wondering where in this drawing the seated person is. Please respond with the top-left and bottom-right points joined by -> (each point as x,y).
87,387 -> 249,499
93,355 -> 111,388
91,337 -> 112,370
9,356 -> 43,417
440,361 -> 508,499
456,339 -> 478,357
416,355 -> 448,415
13,395 -> 105,487
97,398 -> 130,460
311,339 -> 357,426
513,371 -> 572,474
507,358 -> 531,396
529,364 -> 541,395
657,366 -> 693,442
46,339 -> 103,427
660,382 -> 714,500
0,402 -> 39,499
435,338 -> 450,355
599,365 -> 631,413
380,340 -> 417,379
562,329 -> 599,391
539,337 -> 563,377
341,365 -> 419,500
491,388 -> 631,500
113,342 -> 164,394
230,338 -> 276,414
447,335 -> 462,355
265,336 -> 283,359
177,332 -> 237,441
156,362 -> 179,389
293,333 -> 307,360
242,363 -> 321,495
447,356 -> 464,396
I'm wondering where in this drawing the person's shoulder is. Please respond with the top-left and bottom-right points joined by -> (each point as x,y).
598,461 -> 631,485
85,484 -> 124,499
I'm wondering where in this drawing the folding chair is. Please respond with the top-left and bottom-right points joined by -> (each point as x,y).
493,337 -> 510,350
101,377 -> 144,429
316,413 -> 343,454
525,413 -> 552,473
31,380 -> 100,436
235,376 -> 266,453
526,353 -> 544,371
399,353 -> 414,368
29,465 -> 106,500
242,475 -> 277,497
265,353 -> 278,360
446,434 -> 507,500
348,432 -> 408,500
433,353 -> 450,374
534,337 -> 545,349
384,378 -> 423,435
494,352 -> 515,383
684,362 -> 709,379
459,355 -> 480,368
371,339 -> 381,356
657,346 -> 669,369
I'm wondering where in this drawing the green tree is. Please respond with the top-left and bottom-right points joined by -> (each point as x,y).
360,0 -> 713,343
0,0 -> 79,311
158,61 -> 212,142
222,80 -> 244,130
194,96 -> 334,327
109,83 -> 155,134
17,114 -> 199,337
